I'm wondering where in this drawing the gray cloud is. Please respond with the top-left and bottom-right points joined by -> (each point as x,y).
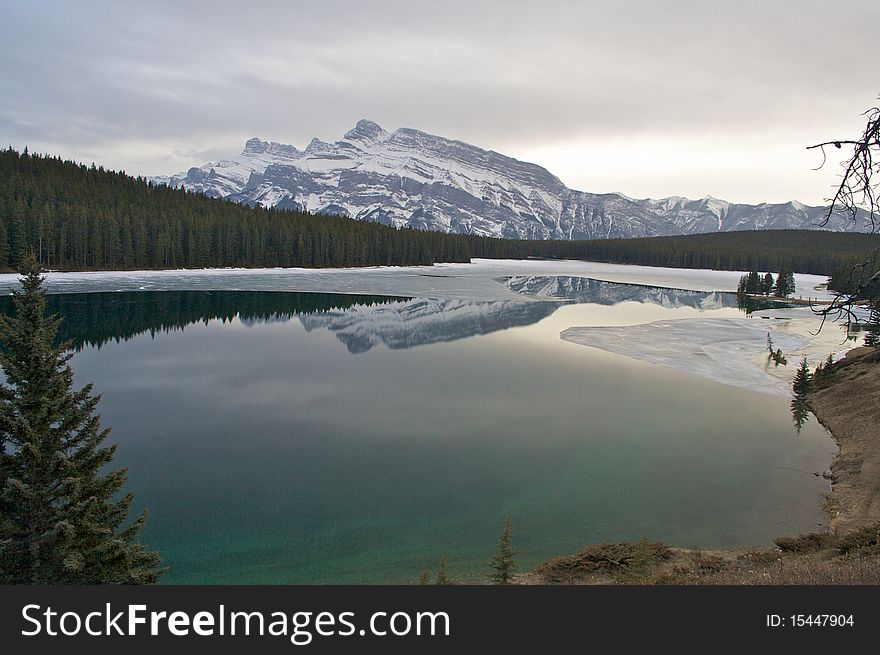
1,0 -> 877,203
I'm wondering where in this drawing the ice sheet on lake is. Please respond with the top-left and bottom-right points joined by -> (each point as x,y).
470,260 -> 832,301
0,259 -> 833,302
0,258 -> 842,395
561,318 -> 808,397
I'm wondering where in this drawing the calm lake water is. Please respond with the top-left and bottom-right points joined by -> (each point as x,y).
5,279 -> 834,583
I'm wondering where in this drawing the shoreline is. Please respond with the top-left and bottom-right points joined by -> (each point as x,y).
521,345 -> 880,584
807,346 -> 880,534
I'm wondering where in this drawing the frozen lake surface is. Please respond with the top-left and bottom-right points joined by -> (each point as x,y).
562,318 -> 807,397
0,259 -> 849,397
0,259 -> 835,303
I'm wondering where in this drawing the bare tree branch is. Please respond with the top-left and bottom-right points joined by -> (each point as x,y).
808,103 -> 880,231
808,98 -> 880,337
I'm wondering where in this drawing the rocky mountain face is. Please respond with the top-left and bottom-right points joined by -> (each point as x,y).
153,119 -> 867,240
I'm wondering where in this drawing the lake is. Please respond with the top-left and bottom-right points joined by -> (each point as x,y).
2,277 -> 834,583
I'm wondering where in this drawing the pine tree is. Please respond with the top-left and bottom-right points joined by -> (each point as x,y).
792,357 -> 812,396
0,255 -> 163,583
814,353 -> 835,381
436,555 -> 451,585
746,271 -> 761,294
774,269 -> 795,297
418,569 -> 431,585
790,357 -> 813,433
487,517 -> 516,585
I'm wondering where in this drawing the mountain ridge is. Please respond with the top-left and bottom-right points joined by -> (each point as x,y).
152,119 -> 870,240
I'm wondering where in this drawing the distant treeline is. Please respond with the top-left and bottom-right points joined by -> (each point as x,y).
826,250 -> 880,297
3,148 -> 878,278
0,290 -> 401,351
484,231 -> 880,278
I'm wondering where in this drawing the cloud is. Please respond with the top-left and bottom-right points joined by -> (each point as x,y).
1,0 -> 877,203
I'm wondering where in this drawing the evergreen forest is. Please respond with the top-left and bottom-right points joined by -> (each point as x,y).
3,148 -> 878,282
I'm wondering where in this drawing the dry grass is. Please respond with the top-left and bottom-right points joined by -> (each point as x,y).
526,540 -> 672,584
773,531 -> 831,553
684,553 -> 880,585
522,535 -> 880,585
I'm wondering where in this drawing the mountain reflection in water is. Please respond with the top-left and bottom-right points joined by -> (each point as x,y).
0,276 -> 765,355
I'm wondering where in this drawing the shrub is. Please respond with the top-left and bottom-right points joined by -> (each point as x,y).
774,532 -> 831,553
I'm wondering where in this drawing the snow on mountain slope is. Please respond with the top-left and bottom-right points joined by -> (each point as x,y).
637,195 -> 847,234
152,119 -> 869,239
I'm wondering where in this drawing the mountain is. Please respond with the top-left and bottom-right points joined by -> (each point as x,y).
153,119 -> 869,240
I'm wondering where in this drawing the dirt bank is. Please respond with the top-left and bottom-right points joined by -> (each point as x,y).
808,346 -> 880,533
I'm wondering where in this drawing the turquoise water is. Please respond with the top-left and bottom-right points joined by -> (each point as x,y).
18,284 -> 833,583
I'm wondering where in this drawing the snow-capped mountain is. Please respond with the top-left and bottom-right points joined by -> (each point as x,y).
153,120 -> 868,240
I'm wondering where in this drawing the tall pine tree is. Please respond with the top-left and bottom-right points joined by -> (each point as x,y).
790,357 -> 813,433
792,357 -> 813,396
487,517 -> 516,584
436,556 -> 451,585
0,254 -> 163,583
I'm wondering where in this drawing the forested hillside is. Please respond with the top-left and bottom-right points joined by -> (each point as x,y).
2,148 -> 877,277
0,148 -> 472,270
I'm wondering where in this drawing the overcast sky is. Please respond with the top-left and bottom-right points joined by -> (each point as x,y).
2,0 -> 877,204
